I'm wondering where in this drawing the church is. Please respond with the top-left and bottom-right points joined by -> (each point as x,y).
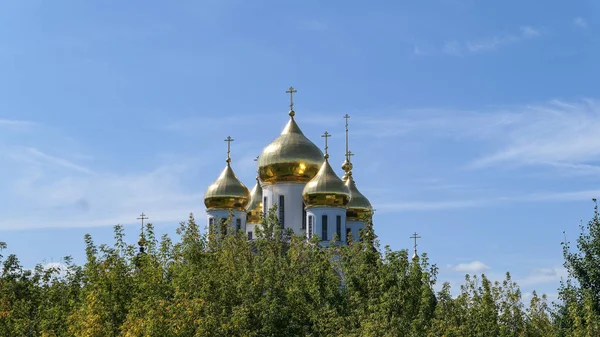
203,87 -> 373,245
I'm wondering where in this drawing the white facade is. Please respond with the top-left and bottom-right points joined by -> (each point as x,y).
305,207 -> 347,246
262,182 -> 307,233
206,209 -> 247,235
346,220 -> 364,242
246,222 -> 258,240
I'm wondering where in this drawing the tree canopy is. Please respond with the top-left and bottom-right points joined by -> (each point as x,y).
0,204 -> 598,336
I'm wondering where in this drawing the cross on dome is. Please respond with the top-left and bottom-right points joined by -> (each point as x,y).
224,136 -> 234,163
321,131 -> 331,159
343,114 -> 351,161
410,232 -> 422,259
286,86 -> 297,117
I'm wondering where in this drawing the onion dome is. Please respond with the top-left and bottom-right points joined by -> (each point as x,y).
258,88 -> 323,184
204,136 -> 250,211
302,132 -> 350,207
341,158 -> 353,181
345,173 -> 373,221
246,178 -> 263,224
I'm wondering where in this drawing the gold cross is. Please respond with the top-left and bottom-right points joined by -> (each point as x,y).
410,232 -> 421,256
224,136 -> 234,163
286,86 -> 297,113
137,212 -> 149,235
347,150 -> 354,159
321,131 -> 331,159
343,114 -> 351,160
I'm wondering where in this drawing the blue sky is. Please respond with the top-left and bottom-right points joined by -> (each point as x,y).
1,0 -> 599,301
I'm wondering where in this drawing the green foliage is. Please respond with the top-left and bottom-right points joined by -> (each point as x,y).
555,199 -> 600,336
7,202 -> 600,336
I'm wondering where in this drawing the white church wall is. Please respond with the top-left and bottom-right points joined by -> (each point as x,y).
346,220 -> 365,242
305,207 -> 347,246
262,182 -> 306,235
206,210 -> 247,236
246,222 -> 258,240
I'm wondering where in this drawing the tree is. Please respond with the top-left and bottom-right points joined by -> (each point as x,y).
556,199 -> 600,335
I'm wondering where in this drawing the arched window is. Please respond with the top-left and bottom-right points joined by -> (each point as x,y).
279,195 -> 285,228
321,215 -> 328,241
336,215 -> 342,241
308,215 -> 313,238
263,196 -> 268,217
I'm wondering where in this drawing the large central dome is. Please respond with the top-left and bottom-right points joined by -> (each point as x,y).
258,116 -> 323,184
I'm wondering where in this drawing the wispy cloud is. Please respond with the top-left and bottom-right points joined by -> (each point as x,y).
469,99 -> 600,169
450,260 -> 491,273
361,99 -> 600,173
517,267 -> 567,287
442,41 -> 462,55
466,26 -> 541,53
0,127 -> 205,230
0,119 -> 34,130
440,26 -> 542,55
0,161 -> 202,230
377,189 -> 600,212
25,148 -> 94,174
573,17 -> 587,29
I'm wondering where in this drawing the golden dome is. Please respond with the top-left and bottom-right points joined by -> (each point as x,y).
246,178 -> 263,224
302,158 -> 350,207
258,116 -> 324,184
204,163 -> 250,211
345,173 -> 373,221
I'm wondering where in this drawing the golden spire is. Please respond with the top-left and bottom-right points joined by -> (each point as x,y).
321,131 -> 331,159
344,114 -> 350,160
224,136 -> 234,164
342,114 -> 354,180
286,86 -> 297,117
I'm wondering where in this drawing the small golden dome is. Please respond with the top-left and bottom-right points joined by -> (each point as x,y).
302,159 -> 350,207
246,178 -> 263,224
258,117 -> 324,184
341,158 -> 353,177
204,163 -> 250,211
345,174 -> 373,221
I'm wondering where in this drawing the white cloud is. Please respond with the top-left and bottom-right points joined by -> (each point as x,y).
362,99 -> 600,173
450,260 -> 491,273
574,17 -> 587,29
466,26 -> 541,53
469,99 -> 600,169
0,119 -> 34,130
440,26 -> 542,56
376,189 -> 600,212
442,41 -> 461,55
25,147 -> 94,174
517,267 -> 567,287
0,141 -> 205,230
413,45 -> 432,56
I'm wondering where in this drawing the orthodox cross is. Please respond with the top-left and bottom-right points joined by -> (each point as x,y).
224,136 -> 234,163
321,131 -> 331,159
343,114 -> 351,160
286,86 -> 297,114
410,232 -> 421,257
137,212 -> 149,235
